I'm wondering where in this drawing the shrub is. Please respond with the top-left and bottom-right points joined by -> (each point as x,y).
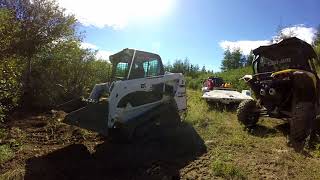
28,41 -> 112,108
214,66 -> 252,91
211,159 -> 247,179
0,144 -> 14,164
0,58 -> 24,122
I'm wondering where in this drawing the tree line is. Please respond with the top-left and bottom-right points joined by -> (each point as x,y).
164,58 -> 213,78
220,49 -> 254,71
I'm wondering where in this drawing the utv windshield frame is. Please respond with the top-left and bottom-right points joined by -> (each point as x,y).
252,37 -> 318,74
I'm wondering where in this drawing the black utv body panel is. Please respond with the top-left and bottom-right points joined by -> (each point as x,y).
252,37 -> 318,74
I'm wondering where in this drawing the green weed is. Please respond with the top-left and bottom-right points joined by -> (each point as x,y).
0,144 -> 14,164
211,159 -> 247,179
0,128 -> 7,139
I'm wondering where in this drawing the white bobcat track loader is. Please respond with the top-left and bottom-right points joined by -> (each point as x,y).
60,49 -> 187,138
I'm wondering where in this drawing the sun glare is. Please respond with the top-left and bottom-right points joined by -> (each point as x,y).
57,0 -> 175,28
129,0 -> 174,18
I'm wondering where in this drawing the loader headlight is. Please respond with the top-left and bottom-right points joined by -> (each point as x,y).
269,88 -> 276,96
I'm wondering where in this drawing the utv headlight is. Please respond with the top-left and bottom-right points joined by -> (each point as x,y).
260,89 -> 266,96
269,88 -> 276,96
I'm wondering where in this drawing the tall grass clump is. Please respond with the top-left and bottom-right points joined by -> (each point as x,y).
185,90 -> 210,126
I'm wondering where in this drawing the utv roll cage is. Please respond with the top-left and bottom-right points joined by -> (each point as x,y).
251,37 -> 319,74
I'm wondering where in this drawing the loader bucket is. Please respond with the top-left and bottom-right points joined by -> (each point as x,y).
56,98 -> 87,113
63,100 -> 109,136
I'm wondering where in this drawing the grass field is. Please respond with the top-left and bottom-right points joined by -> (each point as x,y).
184,90 -> 320,179
1,89 -> 320,179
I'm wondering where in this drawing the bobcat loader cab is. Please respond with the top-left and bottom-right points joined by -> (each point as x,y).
63,49 -> 187,137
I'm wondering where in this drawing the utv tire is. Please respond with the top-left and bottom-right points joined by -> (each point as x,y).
237,100 -> 259,127
289,102 -> 316,143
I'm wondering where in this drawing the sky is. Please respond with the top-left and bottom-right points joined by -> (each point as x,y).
57,0 -> 320,71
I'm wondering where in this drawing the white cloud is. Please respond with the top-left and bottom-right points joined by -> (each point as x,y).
81,42 -> 113,60
57,0 -> 175,29
96,50 -> 113,60
219,25 -> 317,55
80,42 -> 98,49
272,25 -> 317,44
219,40 -> 270,55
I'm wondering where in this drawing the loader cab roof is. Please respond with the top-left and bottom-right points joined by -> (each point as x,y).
252,37 -> 318,73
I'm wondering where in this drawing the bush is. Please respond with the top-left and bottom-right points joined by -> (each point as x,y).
0,144 -> 14,164
0,57 -> 23,122
211,159 -> 246,179
214,66 -> 252,91
0,9 -> 23,122
28,40 -> 112,108
186,76 -> 203,90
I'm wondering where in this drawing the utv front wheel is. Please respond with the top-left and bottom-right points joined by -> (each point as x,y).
237,100 -> 259,127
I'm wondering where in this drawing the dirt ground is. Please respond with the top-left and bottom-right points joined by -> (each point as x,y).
2,96 -> 320,179
0,110 -> 209,180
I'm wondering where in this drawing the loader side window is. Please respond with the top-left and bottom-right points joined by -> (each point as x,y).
143,59 -> 160,77
115,62 -> 129,79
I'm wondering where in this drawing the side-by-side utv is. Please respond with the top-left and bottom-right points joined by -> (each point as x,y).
237,37 -> 319,143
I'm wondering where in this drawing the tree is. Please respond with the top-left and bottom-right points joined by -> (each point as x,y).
0,0 -> 120,120
193,64 -> 200,72
240,56 -> 246,67
183,58 -> 190,73
0,9 -> 23,121
221,49 -> 243,71
246,51 -> 254,66
171,59 -> 184,73
1,0 -> 77,105
1,0 -> 76,57
221,49 -> 232,71
0,9 -> 21,58
164,61 -> 172,72
201,65 -> 206,73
